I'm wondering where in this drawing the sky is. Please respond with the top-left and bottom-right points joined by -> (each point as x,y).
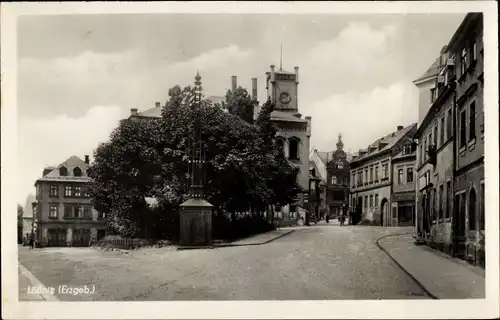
17,13 -> 466,205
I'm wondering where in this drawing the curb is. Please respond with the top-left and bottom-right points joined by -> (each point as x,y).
376,232 -> 438,300
214,229 -> 295,248
19,263 -> 60,301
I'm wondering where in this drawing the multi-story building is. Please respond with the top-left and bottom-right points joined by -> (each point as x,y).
414,13 -> 484,267
350,124 -> 417,226
391,144 -> 417,227
325,134 -> 351,218
33,155 -> 106,247
414,50 -> 456,254
449,13 -> 485,266
308,157 -> 328,217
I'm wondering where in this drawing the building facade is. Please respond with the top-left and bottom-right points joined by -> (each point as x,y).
350,124 -> 417,226
326,134 -> 351,218
391,144 -> 417,227
413,13 -> 484,267
33,156 -> 106,247
414,50 -> 456,255
266,64 -> 311,219
449,13 -> 485,266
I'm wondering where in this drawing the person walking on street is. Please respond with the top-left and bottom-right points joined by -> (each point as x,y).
29,233 -> 34,250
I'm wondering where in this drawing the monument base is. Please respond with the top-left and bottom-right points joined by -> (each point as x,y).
179,198 -> 213,247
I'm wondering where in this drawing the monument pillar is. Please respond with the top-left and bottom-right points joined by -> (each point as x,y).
179,71 -> 213,249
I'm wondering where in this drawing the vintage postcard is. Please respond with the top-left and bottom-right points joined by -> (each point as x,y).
1,1 -> 499,319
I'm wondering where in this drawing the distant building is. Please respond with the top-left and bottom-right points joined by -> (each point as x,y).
33,155 -> 105,247
350,124 -> 417,226
22,194 -> 36,241
325,134 -> 351,218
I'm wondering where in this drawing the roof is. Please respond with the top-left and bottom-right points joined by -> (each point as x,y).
133,96 -> 227,119
413,58 -> 442,84
392,149 -> 416,161
317,150 -> 354,163
22,194 -> 36,218
351,124 -> 417,164
36,156 -> 91,183
270,110 -> 308,123
266,68 -> 296,76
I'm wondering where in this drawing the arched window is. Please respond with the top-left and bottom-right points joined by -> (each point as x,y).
288,137 -> 299,160
73,167 -> 82,177
468,188 -> 477,230
59,166 -> 68,176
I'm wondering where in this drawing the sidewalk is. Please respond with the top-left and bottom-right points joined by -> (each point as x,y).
378,233 -> 485,299
215,228 -> 295,247
18,264 -> 59,301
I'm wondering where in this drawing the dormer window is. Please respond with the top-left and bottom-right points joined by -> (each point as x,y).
59,166 -> 68,176
73,167 -> 82,177
288,137 -> 300,160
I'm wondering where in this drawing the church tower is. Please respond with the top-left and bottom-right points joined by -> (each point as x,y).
266,64 -> 300,113
336,133 -> 344,151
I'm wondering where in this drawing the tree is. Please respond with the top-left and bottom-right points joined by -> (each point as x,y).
223,87 -> 256,124
17,204 -> 23,244
88,85 -> 300,239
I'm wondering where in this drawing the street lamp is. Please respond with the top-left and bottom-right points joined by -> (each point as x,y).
31,201 -> 38,247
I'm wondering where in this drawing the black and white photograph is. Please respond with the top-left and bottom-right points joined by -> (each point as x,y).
1,1 -> 499,319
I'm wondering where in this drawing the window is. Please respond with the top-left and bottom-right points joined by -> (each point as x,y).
74,186 -> 82,197
469,101 -> 476,141
407,167 -> 414,183
429,133 -> 432,148
50,185 -> 58,197
382,164 -> 388,179
364,196 -> 368,209
471,41 -> 477,62
430,88 -> 436,103
375,194 -> 379,207
469,188 -> 477,230
398,169 -> 404,185
331,176 -> 337,185
49,204 -> 58,218
64,185 -> 72,197
288,138 -> 299,160
446,181 -> 451,218
369,167 -> 373,182
59,166 -> 68,176
73,167 -> 82,177
352,173 -> 356,187
365,169 -> 368,183
447,108 -> 452,140
480,183 -> 485,230
374,166 -> 379,181
64,205 -> 73,218
439,185 -> 444,219
424,139 -> 427,161
98,211 -> 105,220
84,207 -> 92,219
440,116 -> 445,146
420,144 -> 424,165
460,47 -> 467,75
460,109 -> 467,147
77,206 -> 85,219
370,195 -> 373,207
434,125 -> 438,146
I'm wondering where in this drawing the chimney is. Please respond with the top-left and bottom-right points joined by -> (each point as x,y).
397,125 -> 404,131
84,155 -> 90,164
231,76 -> 237,91
305,116 -> 312,137
270,65 -> 276,82
251,78 -> 258,100
130,108 -> 138,116
155,101 -> 161,108
294,66 -> 299,83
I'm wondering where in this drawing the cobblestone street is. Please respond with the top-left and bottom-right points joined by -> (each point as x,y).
18,225 -> 430,301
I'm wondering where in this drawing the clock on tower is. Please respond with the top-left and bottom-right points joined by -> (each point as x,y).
266,64 -> 299,112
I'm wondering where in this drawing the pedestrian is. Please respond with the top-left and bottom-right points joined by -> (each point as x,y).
29,233 -> 34,250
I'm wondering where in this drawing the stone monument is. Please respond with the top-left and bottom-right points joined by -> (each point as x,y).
178,72 -> 213,248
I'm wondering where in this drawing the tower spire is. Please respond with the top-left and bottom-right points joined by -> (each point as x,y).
280,44 -> 283,70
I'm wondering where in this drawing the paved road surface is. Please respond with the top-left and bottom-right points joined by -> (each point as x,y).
18,225 -> 428,301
